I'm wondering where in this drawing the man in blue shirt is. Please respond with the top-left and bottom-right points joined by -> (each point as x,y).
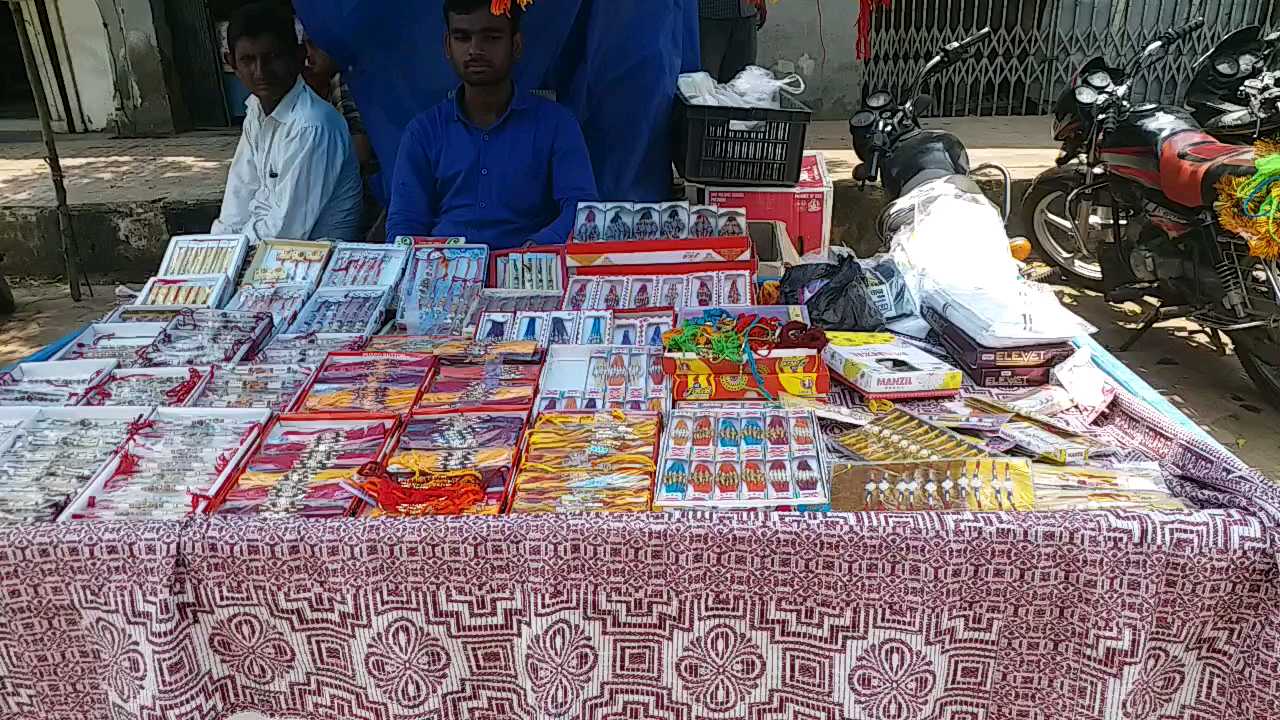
386,0 -> 598,248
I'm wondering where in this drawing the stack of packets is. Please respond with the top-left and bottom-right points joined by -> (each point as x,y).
655,406 -> 830,509
476,309 -> 674,348
190,364 -> 316,411
923,305 -> 1074,388
510,410 -> 658,513
574,201 -> 745,241
399,243 -> 488,336
0,409 -> 145,523
822,332 -> 962,401
0,360 -> 115,406
830,458 -> 1034,512
66,409 -> 267,520
965,397 -> 1109,464
211,414 -> 396,517
564,271 -> 753,310
1030,462 -> 1188,511
132,234 -> 247,311
361,413 -> 526,517
835,410 -> 988,462
535,345 -> 667,414
491,247 -> 564,292
294,353 -> 435,414
80,367 -> 208,407
137,310 -> 273,367
416,361 -> 540,413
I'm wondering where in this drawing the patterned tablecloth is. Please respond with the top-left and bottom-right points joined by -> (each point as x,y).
1,392 -> 1278,720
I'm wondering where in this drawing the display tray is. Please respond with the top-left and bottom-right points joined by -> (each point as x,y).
51,322 -> 167,365
319,242 -> 410,289
242,239 -> 334,288
0,359 -> 117,406
156,234 -> 249,282
134,274 -> 230,309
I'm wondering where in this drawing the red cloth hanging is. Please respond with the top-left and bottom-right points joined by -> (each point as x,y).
857,0 -> 892,60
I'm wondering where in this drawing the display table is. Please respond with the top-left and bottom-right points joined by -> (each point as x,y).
1,386 -> 1277,720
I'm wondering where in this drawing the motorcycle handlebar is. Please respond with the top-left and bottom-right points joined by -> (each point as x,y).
1161,17 -> 1205,44
946,27 -> 992,54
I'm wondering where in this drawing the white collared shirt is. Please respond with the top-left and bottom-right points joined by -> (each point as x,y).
212,77 -> 362,243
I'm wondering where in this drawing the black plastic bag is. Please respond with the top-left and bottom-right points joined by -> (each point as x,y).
781,257 -> 886,331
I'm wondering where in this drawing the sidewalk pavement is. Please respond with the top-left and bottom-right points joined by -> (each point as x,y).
0,118 -> 1058,277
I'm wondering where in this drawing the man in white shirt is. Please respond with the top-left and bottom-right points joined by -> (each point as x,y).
211,3 -> 362,243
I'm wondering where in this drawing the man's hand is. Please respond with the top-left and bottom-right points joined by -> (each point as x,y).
756,2 -> 768,29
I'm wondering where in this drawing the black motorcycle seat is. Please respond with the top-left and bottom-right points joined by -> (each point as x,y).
1158,130 -> 1255,208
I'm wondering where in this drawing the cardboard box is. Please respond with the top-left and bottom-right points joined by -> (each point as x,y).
705,152 -> 833,256
822,333 -> 962,400
670,367 -> 829,401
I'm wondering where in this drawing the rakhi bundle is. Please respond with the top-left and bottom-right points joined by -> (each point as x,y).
67,409 -> 266,520
190,364 -> 315,411
212,414 -> 396,517
416,362 -> 540,413
535,345 -> 666,414
362,413 -> 526,517
830,458 -> 1035,512
54,323 -> 165,365
0,410 -> 144,522
295,353 -> 435,413
80,367 -> 208,407
510,410 -> 658,513
399,244 -> 488,336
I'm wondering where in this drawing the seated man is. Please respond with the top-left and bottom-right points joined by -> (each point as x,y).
211,3 -> 362,243
386,0 -> 598,248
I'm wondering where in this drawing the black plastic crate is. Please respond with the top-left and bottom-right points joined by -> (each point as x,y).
674,92 -> 812,187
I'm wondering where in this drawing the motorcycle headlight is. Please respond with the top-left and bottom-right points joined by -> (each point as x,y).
1074,86 -> 1099,105
1215,57 -> 1241,76
1085,70 -> 1112,88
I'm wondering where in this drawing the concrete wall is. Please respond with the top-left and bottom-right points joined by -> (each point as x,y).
92,0 -> 179,135
52,0 -> 117,131
756,1 -> 863,120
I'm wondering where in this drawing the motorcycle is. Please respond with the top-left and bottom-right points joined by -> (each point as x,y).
1025,24 -> 1280,284
848,27 -> 1014,241
1021,18 -> 1280,406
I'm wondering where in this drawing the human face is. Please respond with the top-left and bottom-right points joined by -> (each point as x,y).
444,10 -> 520,87
228,34 -> 303,109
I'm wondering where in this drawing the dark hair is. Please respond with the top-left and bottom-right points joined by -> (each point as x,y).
227,2 -> 299,56
443,0 -> 522,32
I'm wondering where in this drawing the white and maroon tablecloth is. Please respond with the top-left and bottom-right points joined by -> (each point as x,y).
1,390 -> 1278,720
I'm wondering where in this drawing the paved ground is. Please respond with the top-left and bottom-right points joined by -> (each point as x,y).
0,119 -> 1275,478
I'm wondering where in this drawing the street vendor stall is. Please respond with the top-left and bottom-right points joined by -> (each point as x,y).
0,212 -> 1277,719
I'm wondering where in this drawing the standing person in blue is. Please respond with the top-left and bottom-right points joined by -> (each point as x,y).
386,0 -> 598,248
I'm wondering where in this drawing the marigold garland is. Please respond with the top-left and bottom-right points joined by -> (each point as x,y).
1217,139 -> 1280,261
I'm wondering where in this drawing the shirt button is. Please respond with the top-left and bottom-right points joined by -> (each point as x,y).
480,201 -> 487,208
483,134 -> 490,141
481,168 -> 489,176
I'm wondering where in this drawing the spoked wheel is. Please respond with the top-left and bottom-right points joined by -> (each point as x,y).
1231,329 -> 1280,410
1022,170 -> 1107,286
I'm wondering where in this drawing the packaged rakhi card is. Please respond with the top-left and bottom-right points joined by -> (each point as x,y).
0,407 -> 149,523
65,408 -> 268,520
656,407 -> 830,508
212,414 -> 397,517
829,458 -> 1035,512
135,274 -> 230,308
535,345 -> 666,415
243,239 -> 333,287
399,244 -> 488,336
632,203 -> 662,240
157,234 -> 249,281
603,203 -> 635,241
53,323 -> 166,366
319,242 -> 409,288
509,410 -> 658,513
80,367 -> 208,407
659,202 -> 690,239
225,283 -> 311,331
296,353 -> 436,414
289,287 -> 392,336
574,202 -> 605,243
0,360 -> 116,406
191,364 -> 316,411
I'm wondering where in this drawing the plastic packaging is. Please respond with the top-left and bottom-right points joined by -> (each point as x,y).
677,66 -> 805,109
780,256 -> 885,331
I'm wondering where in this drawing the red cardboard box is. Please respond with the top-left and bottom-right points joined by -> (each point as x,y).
705,152 -> 833,256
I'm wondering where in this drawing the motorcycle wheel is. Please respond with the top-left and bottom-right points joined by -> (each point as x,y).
1022,168 -> 1105,286
1230,329 -> 1280,410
